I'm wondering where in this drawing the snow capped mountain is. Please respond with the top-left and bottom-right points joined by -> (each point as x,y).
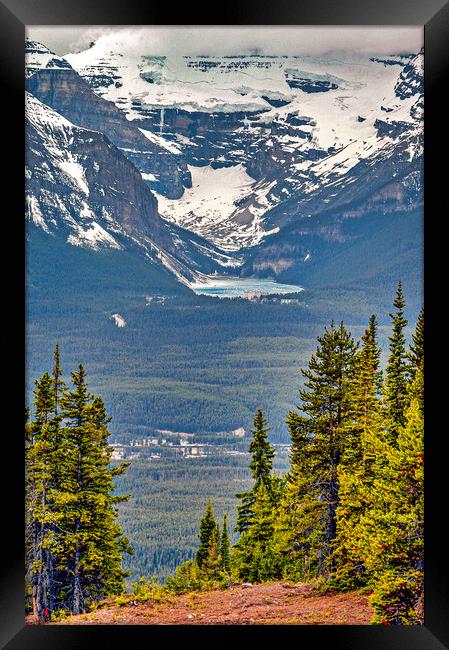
25,91 -> 234,284
66,43 -> 423,252
25,39 -> 72,77
26,36 -> 423,290
26,92 -> 123,250
26,39 -> 191,200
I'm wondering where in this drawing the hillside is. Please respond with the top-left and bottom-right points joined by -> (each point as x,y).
33,582 -> 373,625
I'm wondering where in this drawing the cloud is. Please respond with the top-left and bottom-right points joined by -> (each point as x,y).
27,25 -> 423,58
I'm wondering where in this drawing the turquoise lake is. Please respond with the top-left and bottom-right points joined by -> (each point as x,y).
191,278 -> 304,298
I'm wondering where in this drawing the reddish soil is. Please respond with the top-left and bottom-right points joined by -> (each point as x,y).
36,582 -> 373,625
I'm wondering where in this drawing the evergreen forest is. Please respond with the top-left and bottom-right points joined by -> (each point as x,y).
26,283 -> 423,625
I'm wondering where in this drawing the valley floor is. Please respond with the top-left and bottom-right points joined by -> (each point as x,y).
39,582 -> 373,625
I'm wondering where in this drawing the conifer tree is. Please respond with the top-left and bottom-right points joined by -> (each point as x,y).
51,364 -> 131,613
234,491 -> 256,536
248,409 -> 275,488
25,408 -> 34,611
384,282 -> 410,442
26,352 -> 132,617
361,366 -> 424,623
276,321 -> 357,579
235,409 -> 275,534
52,344 -> 65,417
195,501 -> 217,569
27,372 -> 59,621
220,514 -> 231,575
232,483 -> 280,583
409,308 -> 424,378
202,522 -> 222,586
330,317 -> 383,588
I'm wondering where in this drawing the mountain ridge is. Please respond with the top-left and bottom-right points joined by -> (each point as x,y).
26,37 -> 423,296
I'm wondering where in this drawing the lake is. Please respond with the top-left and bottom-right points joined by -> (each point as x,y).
191,277 -> 304,298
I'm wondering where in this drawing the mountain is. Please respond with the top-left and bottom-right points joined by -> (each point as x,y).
64,42 -> 423,270
25,36 -> 424,448
25,90 -> 236,285
26,37 -> 423,298
26,39 -> 191,200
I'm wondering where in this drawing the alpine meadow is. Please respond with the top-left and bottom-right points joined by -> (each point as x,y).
25,26 -> 423,625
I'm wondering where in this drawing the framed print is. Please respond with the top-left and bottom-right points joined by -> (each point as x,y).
0,0 -> 448,647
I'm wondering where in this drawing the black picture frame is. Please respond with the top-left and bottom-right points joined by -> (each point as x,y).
1,0 -> 447,647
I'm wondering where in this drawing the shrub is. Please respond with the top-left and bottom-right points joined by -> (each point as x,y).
370,569 -> 424,625
165,560 -> 204,595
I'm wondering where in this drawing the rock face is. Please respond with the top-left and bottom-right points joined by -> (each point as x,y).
25,92 -> 229,284
26,40 -> 191,199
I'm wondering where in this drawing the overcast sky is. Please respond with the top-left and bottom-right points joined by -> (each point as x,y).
27,26 -> 423,58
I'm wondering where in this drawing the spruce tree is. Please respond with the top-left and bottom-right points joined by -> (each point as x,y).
195,501 -> 217,569
248,409 -> 275,488
27,372 -> 59,621
384,282 -> 410,442
53,364 -> 131,613
220,514 -> 231,575
409,308 -> 424,378
277,321 -> 357,579
235,409 -> 275,534
52,344 -> 65,417
26,352 -> 133,617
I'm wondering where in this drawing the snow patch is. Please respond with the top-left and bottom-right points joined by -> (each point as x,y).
26,195 -> 50,232
141,172 -> 157,181
156,164 -> 276,249
111,313 -> 127,327
58,161 -> 89,195
139,128 -> 182,154
67,222 -> 122,250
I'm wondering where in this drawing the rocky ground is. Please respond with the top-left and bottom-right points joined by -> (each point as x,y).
37,582 -> 373,625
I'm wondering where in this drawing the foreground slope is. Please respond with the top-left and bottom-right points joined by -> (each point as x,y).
42,582 -> 373,625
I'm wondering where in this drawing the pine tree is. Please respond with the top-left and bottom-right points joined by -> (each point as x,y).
220,514 -> 231,575
361,366 -> 424,623
384,282 -> 410,442
331,316 -> 382,589
276,321 -> 357,579
409,308 -> 424,378
235,409 -> 275,534
27,372 -> 59,621
195,501 -> 217,569
51,364 -> 132,613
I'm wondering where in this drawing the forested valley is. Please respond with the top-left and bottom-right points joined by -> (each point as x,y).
26,283 -> 423,625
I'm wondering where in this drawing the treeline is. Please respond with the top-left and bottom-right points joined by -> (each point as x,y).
25,347 -> 132,622
178,283 -> 424,624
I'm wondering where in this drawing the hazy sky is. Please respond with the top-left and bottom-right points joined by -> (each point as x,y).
27,26 -> 423,58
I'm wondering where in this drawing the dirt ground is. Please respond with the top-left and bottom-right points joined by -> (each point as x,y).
38,582 -> 373,625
